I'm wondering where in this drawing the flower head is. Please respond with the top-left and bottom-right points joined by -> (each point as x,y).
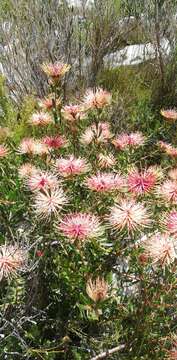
128,167 -> 158,195
80,122 -> 113,145
108,199 -> 151,233
158,141 -> 177,157
59,213 -> 104,244
157,180 -> 177,204
160,109 -> 177,121
18,139 -> 49,156
0,244 -> 28,281
29,112 -> 53,126
41,61 -> 70,83
0,144 -> 9,158
18,138 -> 36,155
113,132 -> 145,150
85,172 -> 125,193
42,135 -> 68,149
38,94 -> 61,110
55,155 -> 91,177
142,232 -> 177,266
164,210 -> 177,236
83,88 -> 111,109
33,188 -> 68,219
27,171 -> 59,192
98,153 -> 116,169
86,277 -> 109,302
62,104 -> 85,122
18,163 -> 38,179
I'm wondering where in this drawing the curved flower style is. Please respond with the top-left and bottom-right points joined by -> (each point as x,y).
42,135 -> 68,149
164,210 -> 177,236
29,112 -> 53,126
80,122 -> 113,145
98,153 -> 116,169
160,109 -> 177,121
83,88 -> 112,109
38,94 -> 61,110
0,244 -> 28,281
128,167 -> 158,195
27,171 -> 59,192
108,199 -> 151,233
59,213 -> 104,243
55,155 -> 91,177
41,61 -> 70,83
33,188 -> 68,219
86,277 -> 109,302
112,132 -> 145,150
62,104 -> 85,122
157,180 -> 177,204
142,232 -> 177,266
158,141 -> 177,157
85,172 -> 125,193
18,163 -> 38,178
0,144 -> 9,158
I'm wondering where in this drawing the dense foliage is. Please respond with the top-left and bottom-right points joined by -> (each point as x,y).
0,61 -> 177,360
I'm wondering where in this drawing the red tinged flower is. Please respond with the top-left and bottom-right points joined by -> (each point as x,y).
83,88 -> 112,109
85,172 -> 125,193
0,144 -> 9,158
108,199 -> 151,233
55,155 -> 91,177
164,210 -> 177,236
41,61 -> 70,83
113,132 -> 145,150
142,232 -> 177,266
128,167 -> 158,195
157,180 -> 177,204
59,213 -> 104,244
42,135 -> 68,149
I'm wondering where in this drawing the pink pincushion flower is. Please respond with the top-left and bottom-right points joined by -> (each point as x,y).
108,199 -> 151,233
158,141 -> 177,157
18,139 -> 49,156
128,167 -> 158,195
157,180 -> 177,204
62,104 -> 85,122
18,138 -> 36,155
0,244 -> 28,281
113,132 -> 145,150
27,171 -> 59,192
33,188 -> 68,219
98,153 -> 116,169
18,163 -> 38,178
59,213 -> 104,243
80,122 -> 113,145
164,210 -> 177,236
83,88 -> 112,109
0,144 -> 9,158
29,112 -> 53,126
42,135 -> 68,149
85,172 -> 125,193
41,61 -> 70,82
142,232 -> 177,266
160,109 -> 177,121
38,94 -> 61,110
55,155 -> 91,177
